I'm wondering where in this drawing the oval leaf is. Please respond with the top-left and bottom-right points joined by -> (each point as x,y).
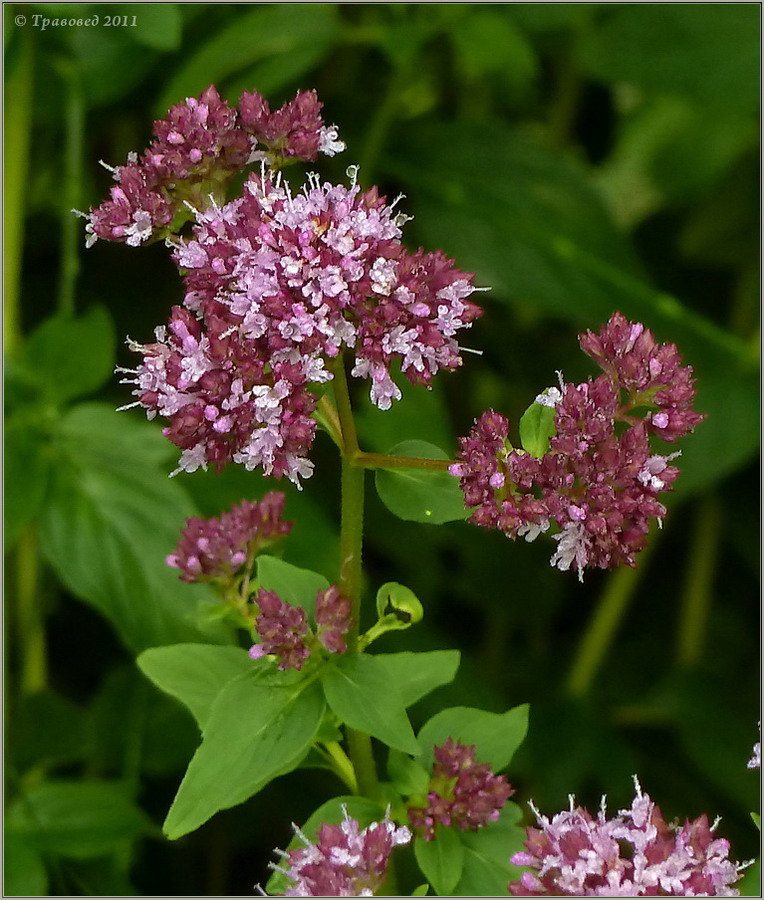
164,672 -> 324,839
22,306 -> 115,405
6,781 -> 151,859
417,704 -> 529,772
375,651 -> 460,708
322,654 -> 419,755
375,440 -> 468,525
256,555 -> 329,619
414,828 -> 465,896
519,400 -> 557,458
455,802 -> 526,896
137,644 -> 256,729
40,406 -> 228,651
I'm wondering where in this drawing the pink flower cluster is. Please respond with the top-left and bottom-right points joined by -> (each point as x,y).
119,167 -> 481,483
408,738 -> 514,841
271,808 -> 411,896
451,314 -> 704,578
249,584 -> 351,671
166,492 -> 291,583
509,781 -> 744,896
83,86 -> 343,248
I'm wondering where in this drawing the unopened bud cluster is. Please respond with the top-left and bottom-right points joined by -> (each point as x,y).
408,738 -> 513,840
82,86 -> 344,249
166,491 -> 291,584
451,313 -> 705,578
249,584 -> 351,671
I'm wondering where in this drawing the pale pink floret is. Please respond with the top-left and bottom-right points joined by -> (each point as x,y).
509,780 -> 745,896
121,170 -> 481,482
270,808 -> 411,896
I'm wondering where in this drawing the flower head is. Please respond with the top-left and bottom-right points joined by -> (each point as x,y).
451,313 -> 701,578
166,492 -> 291,583
747,743 -> 760,770
579,312 -> 705,442
250,589 -> 311,671
122,169 -> 482,482
509,780 -> 745,896
239,88 -> 344,163
82,86 -> 344,248
408,738 -> 513,841
249,583 -> 350,670
270,807 -> 411,896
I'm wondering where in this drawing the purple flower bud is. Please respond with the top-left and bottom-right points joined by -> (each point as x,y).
253,589 -> 311,671
166,492 -> 291,583
408,738 -> 513,841
315,585 -> 351,655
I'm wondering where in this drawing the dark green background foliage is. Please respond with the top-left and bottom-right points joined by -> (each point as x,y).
5,4 -> 760,895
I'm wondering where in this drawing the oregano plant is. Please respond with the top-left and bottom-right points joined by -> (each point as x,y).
68,82 -> 754,898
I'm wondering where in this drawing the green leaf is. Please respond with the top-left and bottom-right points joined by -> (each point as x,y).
221,40 -> 338,104
388,749 -> 430,797
85,662 -> 200,779
452,9 -> 537,94
376,582 -> 424,623
124,4 -> 182,51
71,23 -> 157,108
6,781 -> 151,859
23,306 -> 115,405
735,858 -> 760,897
752,812 -> 761,830
4,417 -> 53,551
156,4 -> 339,114
519,400 -> 557,458
322,654 -> 420,755
375,440 -> 468,525
4,832 -> 48,896
265,795 -> 385,896
414,828 -> 465,896
417,704 -> 529,772
579,5 -> 760,114
40,404 -> 228,651
164,672 -> 324,839
9,690 -> 86,773
455,802 -> 525,895
375,651 -> 461,708
137,644 -> 256,729
256,555 -> 329,619
412,885 -> 430,897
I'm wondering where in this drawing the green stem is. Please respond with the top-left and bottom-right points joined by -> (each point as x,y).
332,356 -> 379,798
353,451 -> 453,472
566,541 -> 654,698
320,741 -> 359,793
4,28 -> 34,359
676,497 -> 720,667
54,57 -> 85,317
17,526 -> 47,695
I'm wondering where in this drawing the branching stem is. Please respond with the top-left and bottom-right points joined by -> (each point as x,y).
332,355 -> 379,798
